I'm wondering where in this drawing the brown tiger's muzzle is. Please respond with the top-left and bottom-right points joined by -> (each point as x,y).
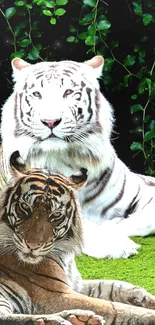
18,204 -> 53,250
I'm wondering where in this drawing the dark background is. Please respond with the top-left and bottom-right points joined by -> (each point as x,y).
0,0 -> 154,174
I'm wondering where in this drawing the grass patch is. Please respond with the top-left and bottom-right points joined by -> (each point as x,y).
76,236 -> 155,295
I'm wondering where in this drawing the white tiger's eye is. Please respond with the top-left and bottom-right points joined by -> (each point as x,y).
33,91 -> 42,98
63,89 -> 73,97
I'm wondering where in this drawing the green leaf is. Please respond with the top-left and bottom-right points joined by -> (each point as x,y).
130,142 -> 142,151
103,75 -> 113,85
10,50 -> 25,59
35,31 -> 43,38
138,78 -> 150,94
78,32 -> 88,40
143,14 -> 152,25
34,44 -> 42,50
5,7 -> 16,19
145,78 -> 152,87
15,1 -> 25,6
55,8 -> 66,16
27,49 -> 39,60
50,17 -> 56,24
133,2 -> 142,16
18,39 -> 31,47
130,104 -> 143,114
42,9 -> 52,16
124,55 -> 136,67
104,58 -> 114,71
79,12 -> 94,25
123,74 -> 131,87
97,20 -> 111,30
144,115 -> 151,123
144,130 -> 155,142
85,35 -> 94,46
45,0 -> 55,7
134,45 -> 140,52
66,36 -> 75,42
17,20 -> 28,28
149,120 -> 155,130
87,24 -> 96,35
141,36 -> 148,42
83,0 -> 96,7
139,50 -> 146,58
110,40 -> 118,49
129,127 -> 142,134
57,0 -> 68,4
26,4 -> 32,8
69,26 -> 76,32
131,94 -> 137,100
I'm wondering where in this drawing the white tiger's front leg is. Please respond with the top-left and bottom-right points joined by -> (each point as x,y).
81,279 -> 155,309
82,219 -> 140,259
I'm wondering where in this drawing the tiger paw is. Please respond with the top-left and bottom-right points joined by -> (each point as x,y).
60,310 -> 105,325
66,310 -> 105,325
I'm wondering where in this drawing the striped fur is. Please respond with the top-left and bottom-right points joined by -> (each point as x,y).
1,56 -> 155,259
0,155 -> 155,324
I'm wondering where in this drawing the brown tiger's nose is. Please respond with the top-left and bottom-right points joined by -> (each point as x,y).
26,240 -> 43,250
41,119 -> 61,129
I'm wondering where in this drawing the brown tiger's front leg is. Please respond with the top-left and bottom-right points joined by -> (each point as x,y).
80,279 -> 155,309
33,310 -> 105,325
51,291 -> 155,325
0,310 -> 105,325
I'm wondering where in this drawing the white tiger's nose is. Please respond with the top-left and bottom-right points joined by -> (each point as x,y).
41,119 -> 61,129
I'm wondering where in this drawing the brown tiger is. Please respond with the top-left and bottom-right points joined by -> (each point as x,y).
0,151 -> 155,324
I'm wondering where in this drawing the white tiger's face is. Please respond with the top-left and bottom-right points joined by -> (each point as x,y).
12,59 -> 102,144
2,56 -> 113,178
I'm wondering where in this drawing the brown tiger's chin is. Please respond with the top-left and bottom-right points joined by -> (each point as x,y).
18,251 -> 43,265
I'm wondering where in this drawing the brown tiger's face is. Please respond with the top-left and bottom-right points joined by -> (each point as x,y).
0,155 -> 87,264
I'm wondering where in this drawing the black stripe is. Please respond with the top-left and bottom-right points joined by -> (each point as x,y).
83,167 -> 113,204
109,282 -> 115,301
86,87 -> 93,122
124,190 -> 140,218
33,272 -> 69,286
1,284 -> 25,313
98,282 -> 102,298
101,174 -> 126,217
25,177 -> 46,184
141,197 -> 153,210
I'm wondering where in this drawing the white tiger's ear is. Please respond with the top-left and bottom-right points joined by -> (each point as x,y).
11,58 -> 31,80
69,168 -> 88,190
84,56 -> 104,78
9,151 -> 26,180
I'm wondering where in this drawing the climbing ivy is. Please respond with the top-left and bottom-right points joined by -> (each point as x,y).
0,0 -> 155,174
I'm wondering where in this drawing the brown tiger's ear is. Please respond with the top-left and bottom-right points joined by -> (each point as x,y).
10,151 -> 26,179
11,58 -> 31,71
84,56 -> 104,78
69,168 -> 88,190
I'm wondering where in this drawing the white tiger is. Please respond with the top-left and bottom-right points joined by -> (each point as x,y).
1,55 -> 155,259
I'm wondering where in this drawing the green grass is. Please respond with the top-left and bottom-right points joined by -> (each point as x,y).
76,236 -> 155,295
